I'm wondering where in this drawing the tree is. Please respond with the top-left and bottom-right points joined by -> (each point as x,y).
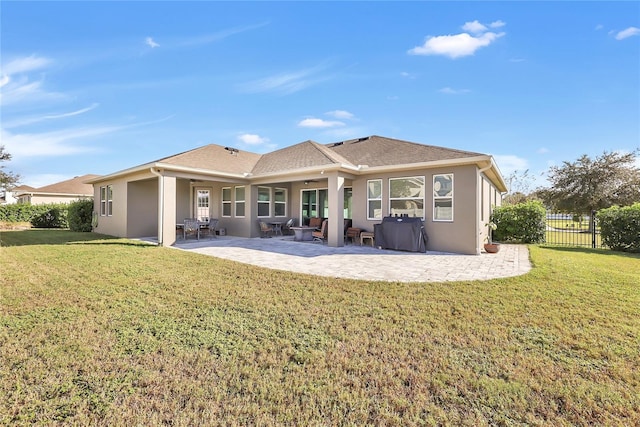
0,145 -> 20,190
537,150 -> 640,216
503,169 -> 542,205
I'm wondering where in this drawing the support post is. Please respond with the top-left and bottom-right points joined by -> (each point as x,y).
327,172 -> 345,247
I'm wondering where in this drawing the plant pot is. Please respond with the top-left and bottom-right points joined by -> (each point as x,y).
484,243 -> 500,253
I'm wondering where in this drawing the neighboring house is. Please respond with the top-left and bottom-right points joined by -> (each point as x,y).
14,175 -> 99,205
86,135 -> 507,254
1,185 -> 35,205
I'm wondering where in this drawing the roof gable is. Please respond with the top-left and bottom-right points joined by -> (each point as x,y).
251,140 -> 354,175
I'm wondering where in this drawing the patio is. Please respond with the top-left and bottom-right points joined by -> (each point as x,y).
165,235 -> 531,283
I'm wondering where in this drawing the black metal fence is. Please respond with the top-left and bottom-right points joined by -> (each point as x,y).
545,210 -> 602,248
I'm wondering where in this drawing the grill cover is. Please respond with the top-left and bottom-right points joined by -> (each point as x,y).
374,217 -> 428,253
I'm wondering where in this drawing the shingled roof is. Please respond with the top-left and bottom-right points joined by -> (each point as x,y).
33,174 -> 100,195
251,140 -> 354,176
158,144 -> 261,175
325,135 -> 486,168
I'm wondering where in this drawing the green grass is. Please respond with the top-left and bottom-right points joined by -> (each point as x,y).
1,230 -> 639,425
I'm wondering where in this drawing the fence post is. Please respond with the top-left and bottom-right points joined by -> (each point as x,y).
591,209 -> 596,248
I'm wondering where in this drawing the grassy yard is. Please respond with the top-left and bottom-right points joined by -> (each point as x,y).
1,230 -> 638,425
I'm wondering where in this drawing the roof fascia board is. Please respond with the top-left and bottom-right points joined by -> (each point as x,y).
359,155 -> 492,173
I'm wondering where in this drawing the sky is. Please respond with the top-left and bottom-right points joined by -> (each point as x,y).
1,1 -> 639,191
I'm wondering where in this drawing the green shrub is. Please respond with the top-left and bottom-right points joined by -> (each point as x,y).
68,199 -> 94,232
0,203 -> 70,228
598,203 -> 640,253
491,200 -> 546,243
30,205 -> 69,228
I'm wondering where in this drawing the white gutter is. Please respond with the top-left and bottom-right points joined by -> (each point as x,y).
149,167 -> 164,246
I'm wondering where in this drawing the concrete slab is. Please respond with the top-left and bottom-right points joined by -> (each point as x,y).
167,235 -> 531,283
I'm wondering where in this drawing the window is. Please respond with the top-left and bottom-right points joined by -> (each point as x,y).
433,174 -> 453,221
367,179 -> 382,220
389,177 -> 424,218
274,188 -> 287,217
222,187 -> 231,217
257,186 -> 271,217
235,186 -> 245,217
100,185 -> 113,216
344,187 -> 353,219
195,189 -> 210,222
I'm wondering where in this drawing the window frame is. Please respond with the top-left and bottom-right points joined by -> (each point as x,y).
367,179 -> 382,220
234,186 -> 246,218
222,187 -> 231,217
257,186 -> 271,218
100,185 -> 113,217
389,176 -> 425,219
274,187 -> 287,218
433,173 -> 454,222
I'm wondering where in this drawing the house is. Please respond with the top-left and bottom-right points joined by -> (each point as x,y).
14,175 -> 99,205
86,135 -> 507,254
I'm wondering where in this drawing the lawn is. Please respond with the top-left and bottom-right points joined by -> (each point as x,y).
1,230 -> 638,425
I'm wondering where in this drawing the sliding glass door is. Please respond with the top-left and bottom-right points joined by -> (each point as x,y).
301,188 -> 352,225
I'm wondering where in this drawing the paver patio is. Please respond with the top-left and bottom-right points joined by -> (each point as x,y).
169,236 -> 531,283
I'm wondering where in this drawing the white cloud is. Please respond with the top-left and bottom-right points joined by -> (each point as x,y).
595,24 -> 604,31
462,20 -> 488,34
615,27 -> 640,40
237,133 -> 269,145
438,87 -> 470,95
4,103 -> 99,129
489,20 -> 506,29
240,64 -> 332,95
325,110 -> 354,120
408,26 -> 505,59
297,118 -> 345,128
0,54 -> 51,76
537,147 -> 549,154
145,37 -> 160,48
1,127 -> 109,159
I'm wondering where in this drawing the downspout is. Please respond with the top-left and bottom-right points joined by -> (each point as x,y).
477,162 -> 493,254
150,167 -> 164,245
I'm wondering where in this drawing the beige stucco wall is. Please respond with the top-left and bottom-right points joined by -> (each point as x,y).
23,195 -> 90,205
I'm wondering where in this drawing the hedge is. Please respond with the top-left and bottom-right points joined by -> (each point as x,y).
598,203 -> 640,253
0,200 -> 94,230
491,200 -> 546,244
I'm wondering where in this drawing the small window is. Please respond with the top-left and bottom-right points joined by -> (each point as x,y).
257,187 -> 271,217
100,185 -> 113,216
367,179 -> 382,220
222,187 -> 231,217
235,186 -> 245,217
433,174 -> 453,221
274,188 -> 287,217
389,176 -> 424,218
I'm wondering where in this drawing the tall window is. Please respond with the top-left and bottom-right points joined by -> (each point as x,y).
433,174 -> 453,221
257,186 -> 271,217
222,187 -> 231,217
367,179 -> 382,220
235,186 -> 245,217
274,188 -> 286,217
389,177 -> 424,218
195,189 -> 210,222
344,187 -> 353,219
100,185 -> 113,216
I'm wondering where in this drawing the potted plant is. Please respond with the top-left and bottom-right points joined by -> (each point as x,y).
484,221 -> 500,253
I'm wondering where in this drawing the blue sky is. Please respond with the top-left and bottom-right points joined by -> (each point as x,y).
1,1 -> 639,190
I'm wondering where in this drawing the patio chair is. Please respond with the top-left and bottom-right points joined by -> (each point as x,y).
309,217 -> 322,230
183,218 -> 200,240
282,218 -> 295,235
258,220 -> 273,238
312,219 -> 328,243
345,227 -> 361,245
